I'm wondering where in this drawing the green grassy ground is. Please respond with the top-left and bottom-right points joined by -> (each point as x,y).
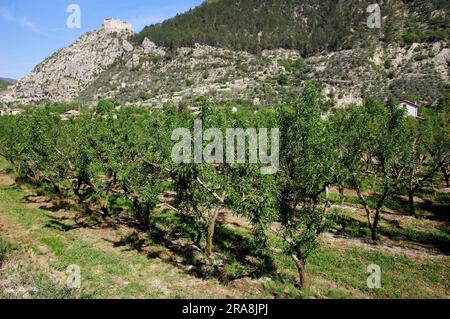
0,157 -> 448,299
0,179 -> 250,298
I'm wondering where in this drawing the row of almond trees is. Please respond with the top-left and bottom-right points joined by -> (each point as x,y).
0,85 -> 448,288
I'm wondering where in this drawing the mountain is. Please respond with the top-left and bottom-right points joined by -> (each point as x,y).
1,0 -> 449,107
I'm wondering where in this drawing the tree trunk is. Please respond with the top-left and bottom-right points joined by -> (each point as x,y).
42,178 -> 60,195
100,191 -> 111,217
370,209 -> 381,242
408,190 -> 415,216
133,201 -> 149,231
140,210 -> 150,231
195,231 -> 202,248
431,181 -> 437,199
73,178 -> 83,203
74,175 -> 89,204
206,209 -> 219,257
139,204 -> 150,231
442,167 -> 449,188
338,182 -> 345,205
100,205 -> 110,217
370,226 -> 378,242
292,254 -> 307,289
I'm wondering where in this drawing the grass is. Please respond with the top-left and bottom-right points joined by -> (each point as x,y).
0,236 -> 17,266
310,247 -> 448,299
0,195 -> 226,298
0,160 -> 252,298
265,234 -> 449,299
0,232 -> 85,299
0,156 -> 449,299
150,208 -> 449,298
342,193 -> 448,217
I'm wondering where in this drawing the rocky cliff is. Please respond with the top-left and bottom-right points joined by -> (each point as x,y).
2,26 -> 133,103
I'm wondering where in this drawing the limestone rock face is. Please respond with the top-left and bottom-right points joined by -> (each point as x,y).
7,28 -> 132,102
123,40 -> 134,53
142,38 -> 166,57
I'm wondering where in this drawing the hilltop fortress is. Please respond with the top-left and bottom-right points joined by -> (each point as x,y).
103,18 -> 133,33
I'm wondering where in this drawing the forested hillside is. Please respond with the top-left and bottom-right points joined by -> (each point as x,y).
135,0 -> 449,55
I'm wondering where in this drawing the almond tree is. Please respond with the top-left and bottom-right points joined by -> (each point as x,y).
114,108 -> 167,230
333,98 -> 410,241
402,110 -> 449,215
226,163 -> 278,271
276,83 -> 341,288
0,108 -> 65,191
170,101 -> 232,257
63,117 -> 96,204
172,162 -> 227,256
171,102 -> 279,260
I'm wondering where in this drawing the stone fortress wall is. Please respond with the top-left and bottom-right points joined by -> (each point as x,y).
103,18 -> 133,33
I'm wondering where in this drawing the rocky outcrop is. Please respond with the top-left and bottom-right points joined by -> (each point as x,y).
142,38 -> 166,57
4,26 -> 133,102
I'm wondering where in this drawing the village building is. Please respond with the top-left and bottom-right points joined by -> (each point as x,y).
0,108 -> 24,116
399,100 -> 419,118
10,108 -> 24,116
60,109 -> 81,121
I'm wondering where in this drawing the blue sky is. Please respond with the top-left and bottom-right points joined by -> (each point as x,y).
0,0 -> 203,79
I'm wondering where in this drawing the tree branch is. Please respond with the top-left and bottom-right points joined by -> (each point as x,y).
195,177 -> 225,204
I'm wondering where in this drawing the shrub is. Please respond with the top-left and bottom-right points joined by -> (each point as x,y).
384,58 -> 393,69
0,237 -> 16,267
386,71 -> 396,79
139,91 -> 150,101
277,74 -> 289,86
96,100 -> 116,114
281,58 -> 305,73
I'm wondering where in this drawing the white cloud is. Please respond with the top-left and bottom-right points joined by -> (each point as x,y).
0,7 -> 41,34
